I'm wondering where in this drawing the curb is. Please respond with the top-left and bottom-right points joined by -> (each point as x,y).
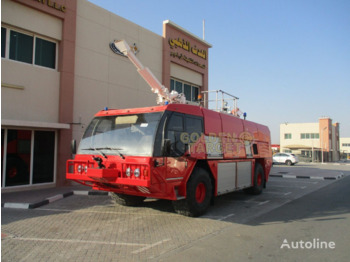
299,162 -> 350,166
1,190 -> 109,210
270,173 -> 344,180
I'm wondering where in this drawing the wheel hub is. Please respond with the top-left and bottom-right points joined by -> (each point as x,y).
195,182 -> 206,203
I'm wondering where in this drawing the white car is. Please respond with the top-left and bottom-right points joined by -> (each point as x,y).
273,153 -> 299,166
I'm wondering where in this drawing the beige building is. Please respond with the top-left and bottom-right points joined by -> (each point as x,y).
1,0 -> 211,191
340,137 -> 350,159
280,117 -> 340,162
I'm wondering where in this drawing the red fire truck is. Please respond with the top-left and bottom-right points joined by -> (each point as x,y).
66,40 -> 272,217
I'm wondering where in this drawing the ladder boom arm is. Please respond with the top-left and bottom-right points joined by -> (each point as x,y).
113,40 -> 186,105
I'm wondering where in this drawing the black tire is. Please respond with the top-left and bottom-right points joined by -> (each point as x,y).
245,163 -> 264,195
286,160 -> 292,166
172,168 -> 212,217
110,192 -> 146,206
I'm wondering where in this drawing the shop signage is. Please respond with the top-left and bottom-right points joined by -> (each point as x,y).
170,52 -> 205,69
168,37 -> 207,69
33,0 -> 66,13
169,38 -> 207,60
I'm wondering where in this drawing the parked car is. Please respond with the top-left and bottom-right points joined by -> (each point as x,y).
273,153 -> 299,166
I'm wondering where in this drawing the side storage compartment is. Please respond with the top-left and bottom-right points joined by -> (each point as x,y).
217,161 -> 253,195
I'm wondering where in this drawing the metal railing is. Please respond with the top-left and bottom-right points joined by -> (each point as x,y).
201,90 -> 239,115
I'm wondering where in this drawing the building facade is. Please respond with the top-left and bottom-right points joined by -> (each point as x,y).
1,0 -> 211,191
340,137 -> 350,159
280,117 -> 340,162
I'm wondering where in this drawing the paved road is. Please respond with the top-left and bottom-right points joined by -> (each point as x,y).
2,164 -> 350,261
159,169 -> 350,262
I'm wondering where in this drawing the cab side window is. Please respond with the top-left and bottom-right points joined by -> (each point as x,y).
166,113 -> 185,157
185,116 -> 203,143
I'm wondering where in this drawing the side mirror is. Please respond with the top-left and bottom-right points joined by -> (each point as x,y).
71,139 -> 77,155
185,143 -> 191,157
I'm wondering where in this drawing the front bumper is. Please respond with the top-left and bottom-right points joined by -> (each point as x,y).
66,159 -> 150,187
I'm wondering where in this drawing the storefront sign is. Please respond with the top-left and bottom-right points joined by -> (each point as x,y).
169,38 -> 207,60
170,52 -> 206,69
33,0 -> 66,13
168,37 -> 207,69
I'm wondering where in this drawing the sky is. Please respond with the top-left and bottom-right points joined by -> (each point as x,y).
89,0 -> 350,143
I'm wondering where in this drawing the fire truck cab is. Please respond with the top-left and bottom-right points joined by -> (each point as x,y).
67,103 -> 272,217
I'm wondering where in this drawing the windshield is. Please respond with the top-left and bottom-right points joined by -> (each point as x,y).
78,112 -> 162,157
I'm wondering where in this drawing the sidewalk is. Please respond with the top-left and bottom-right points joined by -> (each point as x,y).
270,162 -> 348,180
1,185 -> 108,209
298,160 -> 350,166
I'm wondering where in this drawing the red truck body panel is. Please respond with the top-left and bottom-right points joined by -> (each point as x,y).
67,104 -> 272,201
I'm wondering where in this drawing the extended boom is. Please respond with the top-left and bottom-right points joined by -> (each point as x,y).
113,40 -> 186,105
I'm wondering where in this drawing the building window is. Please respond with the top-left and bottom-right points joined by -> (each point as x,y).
10,30 -> 34,64
1,128 -> 56,188
284,133 -> 292,139
301,133 -> 319,139
33,131 -> 55,184
35,38 -> 56,69
4,129 -> 32,187
1,27 -> 6,58
184,83 -> 191,100
342,143 -> 350,147
2,26 -> 57,69
170,78 -> 200,102
192,86 -> 199,101
175,80 -> 182,94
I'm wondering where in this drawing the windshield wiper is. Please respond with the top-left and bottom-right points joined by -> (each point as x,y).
81,147 -> 125,159
106,147 -> 125,159
96,147 -> 125,159
81,147 -> 108,159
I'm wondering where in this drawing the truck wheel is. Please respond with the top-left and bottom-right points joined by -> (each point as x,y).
172,168 -> 212,217
245,163 -> 264,195
110,193 -> 146,206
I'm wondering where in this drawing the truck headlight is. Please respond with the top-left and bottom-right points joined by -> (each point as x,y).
126,167 -> 131,177
134,168 -> 140,178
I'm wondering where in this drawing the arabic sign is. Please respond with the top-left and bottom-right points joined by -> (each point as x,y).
169,38 -> 207,60
170,52 -> 206,69
169,37 -> 207,68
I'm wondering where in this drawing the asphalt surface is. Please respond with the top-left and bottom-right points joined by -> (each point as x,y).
158,171 -> 350,262
1,163 -> 350,261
